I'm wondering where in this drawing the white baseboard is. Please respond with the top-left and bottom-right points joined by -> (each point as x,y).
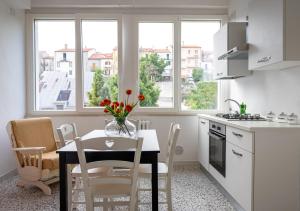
0,169 -> 17,182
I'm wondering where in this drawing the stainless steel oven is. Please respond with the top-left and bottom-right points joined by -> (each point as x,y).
209,121 -> 226,177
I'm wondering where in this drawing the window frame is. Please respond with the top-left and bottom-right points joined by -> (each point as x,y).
26,13 -> 228,116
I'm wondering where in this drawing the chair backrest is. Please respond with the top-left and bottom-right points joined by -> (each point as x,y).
75,136 -> 143,206
139,120 -> 151,130
9,117 -> 57,152
56,123 -> 78,147
166,123 -> 181,171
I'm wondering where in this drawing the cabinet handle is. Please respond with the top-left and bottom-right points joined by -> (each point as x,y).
232,149 -> 243,157
232,131 -> 243,138
217,72 -> 223,76
257,56 -> 271,63
200,121 -> 206,124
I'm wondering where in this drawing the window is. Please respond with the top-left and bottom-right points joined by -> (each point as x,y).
181,21 -> 220,110
34,20 -> 75,111
138,22 -> 174,108
29,16 -> 223,114
81,20 -> 118,107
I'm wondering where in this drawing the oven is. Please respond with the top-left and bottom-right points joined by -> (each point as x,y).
209,121 -> 226,177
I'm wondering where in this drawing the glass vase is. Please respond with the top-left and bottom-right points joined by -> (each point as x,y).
105,117 -> 137,137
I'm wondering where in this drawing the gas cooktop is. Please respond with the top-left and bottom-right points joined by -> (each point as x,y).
216,113 -> 266,121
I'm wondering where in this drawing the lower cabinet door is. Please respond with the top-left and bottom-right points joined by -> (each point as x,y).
198,118 -> 209,170
226,142 -> 253,211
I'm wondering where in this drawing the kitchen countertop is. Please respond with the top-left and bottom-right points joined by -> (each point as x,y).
198,114 -> 300,132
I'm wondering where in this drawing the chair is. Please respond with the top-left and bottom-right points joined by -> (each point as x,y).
75,136 -> 143,211
138,123 -> 181,211
6,117 -> 60,195
56,123 -> 110,210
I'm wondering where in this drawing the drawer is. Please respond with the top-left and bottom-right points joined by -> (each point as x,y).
226,126 -> 253,153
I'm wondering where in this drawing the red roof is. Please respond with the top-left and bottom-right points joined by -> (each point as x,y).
89,53 -> 113,60
55,48 -> 94,52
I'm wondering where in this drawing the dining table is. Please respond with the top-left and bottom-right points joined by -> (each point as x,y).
57,129 -> 160,211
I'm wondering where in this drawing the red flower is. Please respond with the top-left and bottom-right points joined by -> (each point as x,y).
120,102 -> 124,107
104,109 -> 109,113
138,94 -> 145,101
126,89 -> 132,95
100,99 -> 111,106
125,104 -> 133,112
113,101 -> 119,107
116,108 -> 121,113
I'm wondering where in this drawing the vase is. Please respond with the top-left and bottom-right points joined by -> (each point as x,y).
105,117 -> 137,137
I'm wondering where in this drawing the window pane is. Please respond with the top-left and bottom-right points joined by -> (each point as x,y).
138,23 -> 174,108
181,21 -> 220,110
82,20 -> 118,107
35,20 -> 75,111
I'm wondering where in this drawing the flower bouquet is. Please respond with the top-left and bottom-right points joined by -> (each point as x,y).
100,89 -> 145,137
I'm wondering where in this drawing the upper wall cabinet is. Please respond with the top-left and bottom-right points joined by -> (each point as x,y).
248,0 -> 300,70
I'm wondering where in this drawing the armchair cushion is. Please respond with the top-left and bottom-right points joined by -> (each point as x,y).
41,151 -> 59,170
11,117 -> 57,152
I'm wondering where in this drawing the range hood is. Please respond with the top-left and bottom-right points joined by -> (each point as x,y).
213,22 -> 250,80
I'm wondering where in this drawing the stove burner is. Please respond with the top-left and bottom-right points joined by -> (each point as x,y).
216,113 -> 266,121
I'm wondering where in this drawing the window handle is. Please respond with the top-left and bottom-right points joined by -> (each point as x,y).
200,121 -> 206,124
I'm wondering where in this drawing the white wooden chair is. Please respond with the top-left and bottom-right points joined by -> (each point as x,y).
6,117 -> 60,195
138,123 -> 181,211
74,136 -> 143,211
56,123 -> 111,210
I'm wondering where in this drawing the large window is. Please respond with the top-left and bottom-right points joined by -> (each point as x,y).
138,22 -> 174,108
30,16 -> 222,114
34,20 -> 75,111
181,21 -> 220,110
81,20 -> 118,107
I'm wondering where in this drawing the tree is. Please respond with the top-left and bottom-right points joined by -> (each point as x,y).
185,81 -> 217,109
139,58 -> 160,107
88,68 -> 105,106
139,53 -> 168,81
192,67 -> 204,83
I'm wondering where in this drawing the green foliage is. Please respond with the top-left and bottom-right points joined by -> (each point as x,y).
192,67 -> 204,82
87,68 -> 118,106
139,61 -> 160,107
139,53 -> 168,81
185,81 -> 217,110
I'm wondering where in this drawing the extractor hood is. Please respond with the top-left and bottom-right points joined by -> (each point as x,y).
213,22 -> 250,80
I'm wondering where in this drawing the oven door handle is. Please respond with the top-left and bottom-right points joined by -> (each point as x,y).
208,132 -> 225,141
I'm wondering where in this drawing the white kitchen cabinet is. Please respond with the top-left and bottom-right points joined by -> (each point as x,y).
198,118 -> 209,170
226,142 -> 253,211
248,0 -> 300,70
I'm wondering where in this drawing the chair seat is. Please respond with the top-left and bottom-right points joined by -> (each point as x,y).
139,162 -> 168,176
92,183 -> 131,197
41,151 -> 59,170
71,165 -> 111,177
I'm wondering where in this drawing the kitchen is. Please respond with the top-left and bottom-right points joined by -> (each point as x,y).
0,0 -> 300,211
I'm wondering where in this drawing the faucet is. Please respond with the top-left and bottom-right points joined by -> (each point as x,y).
224,98 -> 240,113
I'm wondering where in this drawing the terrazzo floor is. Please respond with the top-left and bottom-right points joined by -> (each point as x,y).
0,165 -> 236,211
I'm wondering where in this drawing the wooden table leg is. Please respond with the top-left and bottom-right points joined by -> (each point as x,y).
151,154 -> 158,211
59,153 -> 68,211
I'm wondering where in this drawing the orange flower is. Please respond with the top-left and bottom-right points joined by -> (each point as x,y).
126,89 -> 132,95
138,94 -> 145,101
125,104 -> 133,112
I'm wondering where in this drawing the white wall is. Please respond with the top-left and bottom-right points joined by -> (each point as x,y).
0,1 -> 26,177
228,0 -> 300,116
51,115 -> 198,162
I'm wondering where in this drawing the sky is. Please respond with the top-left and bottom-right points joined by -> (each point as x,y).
36,20 -> 220,55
